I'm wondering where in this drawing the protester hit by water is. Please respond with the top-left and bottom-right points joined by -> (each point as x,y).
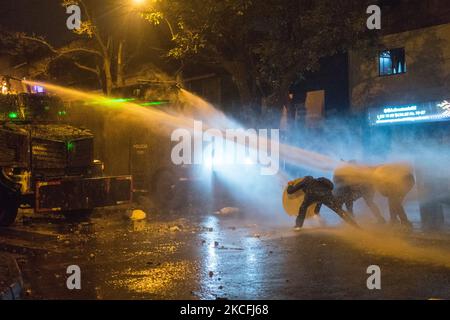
285,176 -> 360,230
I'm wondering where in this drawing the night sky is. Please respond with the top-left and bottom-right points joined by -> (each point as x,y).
3,1 -> 450,48
0,0 -> 73,45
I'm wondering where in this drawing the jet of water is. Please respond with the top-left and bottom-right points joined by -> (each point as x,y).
24,80 -> 343,173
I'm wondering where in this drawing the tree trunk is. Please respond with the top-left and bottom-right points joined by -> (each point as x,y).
234,76 -> 254,107
175,70 -> 184,88
103,57 -> 113,96
116,40 -> 125,87
267,70 -> 298,108
222,60 -> 256,108
96,65 -> 104,92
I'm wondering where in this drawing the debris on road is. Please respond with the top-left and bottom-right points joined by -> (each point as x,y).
126,209 -> 147,221
215,207 -> 240,216
0,254 -> 23,300
169,226 -> 181,232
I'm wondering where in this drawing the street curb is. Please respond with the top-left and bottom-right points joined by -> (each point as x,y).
0,255 -> 24,300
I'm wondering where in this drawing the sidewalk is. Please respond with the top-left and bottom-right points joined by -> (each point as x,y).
0,253 -> 23,300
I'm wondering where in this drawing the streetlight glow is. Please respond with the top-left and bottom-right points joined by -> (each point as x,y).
132,0 -> 146,6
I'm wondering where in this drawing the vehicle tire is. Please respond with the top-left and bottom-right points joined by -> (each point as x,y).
0,190 -> 19,227
152,169 -> 186,211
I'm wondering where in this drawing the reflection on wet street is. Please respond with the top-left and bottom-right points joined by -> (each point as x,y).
1,208 -> 450,300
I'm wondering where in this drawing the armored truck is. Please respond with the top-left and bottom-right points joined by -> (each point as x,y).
0,91 -> 132,226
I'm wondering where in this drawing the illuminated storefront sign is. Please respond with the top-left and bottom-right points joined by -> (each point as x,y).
369,100 -> 450,125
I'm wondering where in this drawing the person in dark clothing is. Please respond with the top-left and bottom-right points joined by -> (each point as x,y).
333,183 -> 386,224
333,163 -> 415,228
377,172 -> 415,228
287,176 -> 360,229
387,195 -> 413,228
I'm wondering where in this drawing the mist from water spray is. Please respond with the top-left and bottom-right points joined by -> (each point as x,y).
25,81 -> 446,213
178,88 -> 342,172
324,227 -> 450,268
20,80 -> 450,271
22,80 -> 344,224
23,81 -> 420,207
24,80 -> 342,173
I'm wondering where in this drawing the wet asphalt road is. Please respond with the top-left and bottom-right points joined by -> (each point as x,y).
1,208 -> 449,300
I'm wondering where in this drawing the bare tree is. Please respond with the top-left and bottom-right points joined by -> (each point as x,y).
13,0 -> 128,95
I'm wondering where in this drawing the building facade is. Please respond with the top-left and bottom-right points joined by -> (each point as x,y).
349,22 -> 450,230
350,23 -> 450,117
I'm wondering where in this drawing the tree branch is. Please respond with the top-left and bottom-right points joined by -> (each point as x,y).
21,35 -> 102,57
164,18 -> 176,40
21,35 -> 59,55
60,47 -> 103,57
73,61 -> 99,75
78,0 -> 108,55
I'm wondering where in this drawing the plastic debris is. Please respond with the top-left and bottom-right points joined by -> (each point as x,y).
216,207 -> 240,215
169,226 -> 181,232
126,209 -> 147,221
